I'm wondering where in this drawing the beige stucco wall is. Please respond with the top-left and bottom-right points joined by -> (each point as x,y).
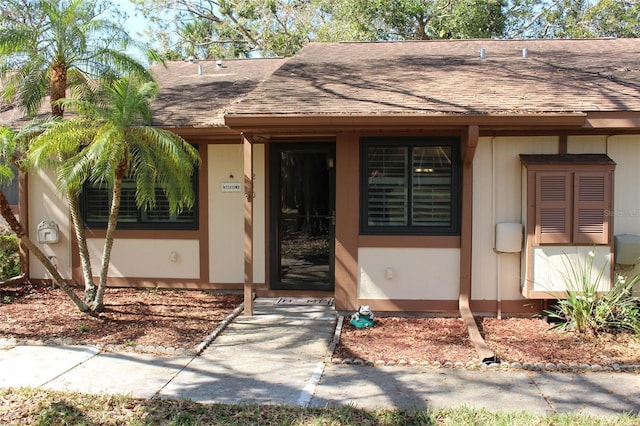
358,248 -> 460,299
472,136 -> 558,303
28,169 -> 73,280
87,238 -> 200,278
208,144 -> 266,284
471,134 -> 640,299
567,135 -> 608,154
607,135 -> 640,236
602,135 -> 640,290
530,245 -> 611,293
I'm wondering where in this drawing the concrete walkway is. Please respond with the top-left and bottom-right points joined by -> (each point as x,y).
0,298 -> 639,417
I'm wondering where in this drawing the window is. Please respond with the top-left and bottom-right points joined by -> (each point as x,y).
81,175 -> 198,230
361,137 -> 461,235
521,154 -> 614,245
0,165 -> 19,206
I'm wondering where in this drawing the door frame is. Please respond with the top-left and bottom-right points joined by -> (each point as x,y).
268,142 -> 336,291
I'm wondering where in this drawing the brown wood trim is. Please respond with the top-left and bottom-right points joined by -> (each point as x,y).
358,235 -> 460,248
264,143 -> 271,293
225,113 -> 587,132
523,169 -> 536,297
463,125 -> 479,166
243,134 -> 254,315
197,143 -> 209,286
164,126 -> 240,142
584,111 -> 640,129
471,299 -> 545,316
460,125 -> 495,361
459,129 -> 474,303
357,299 -> 459,314
29,277 -> 247,290
83,229 -> 201,239
559,135 -> 568,154
76,278 -> 244,291
335,134 -> 360,312
483,129 -> 640,137
255,288 -> 336,298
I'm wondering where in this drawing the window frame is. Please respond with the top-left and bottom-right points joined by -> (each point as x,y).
360,137 -> 461,236
80,174 -> 199,231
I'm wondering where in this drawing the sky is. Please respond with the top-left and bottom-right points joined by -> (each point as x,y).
118,1 -> 151,42
112,1 -> 162,63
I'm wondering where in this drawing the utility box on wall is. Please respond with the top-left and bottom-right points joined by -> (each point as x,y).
37,220 -> 59,244
615,234 -> 640,266
495,223 -> 522,253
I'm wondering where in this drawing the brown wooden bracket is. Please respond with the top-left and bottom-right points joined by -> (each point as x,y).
463,125 -> 479,167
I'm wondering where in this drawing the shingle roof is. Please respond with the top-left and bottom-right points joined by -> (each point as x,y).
150,57 -> 287,127
0,57 -> 287,128
226,38 -> 640,117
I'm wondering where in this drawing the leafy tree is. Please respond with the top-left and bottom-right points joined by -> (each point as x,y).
172,18 -> 252,59
27,76 -> 201,312
320,0 -> 506,41
506,0 -> 640,38
133,0 -> 638,59
131,0 -> 319,57
132,0 -> 507,57
572,0 -> 640,38
0,0 -> 155,118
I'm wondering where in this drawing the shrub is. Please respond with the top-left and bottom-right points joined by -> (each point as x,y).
545,248 -> 640,335
0,225 -> 20,281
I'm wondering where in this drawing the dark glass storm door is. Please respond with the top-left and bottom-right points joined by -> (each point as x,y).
270,143 -> 335,291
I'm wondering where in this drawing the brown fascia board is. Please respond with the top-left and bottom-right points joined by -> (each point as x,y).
162,125 -> 240,142
583,111 -> 640,130
224,113 -> 588,133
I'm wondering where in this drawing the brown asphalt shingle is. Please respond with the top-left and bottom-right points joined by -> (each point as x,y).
150,57 -> 287,127
0,57 -> 287,128
226,39 -> 640,117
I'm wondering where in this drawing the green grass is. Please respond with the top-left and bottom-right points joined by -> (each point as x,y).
0,388 -> 638,425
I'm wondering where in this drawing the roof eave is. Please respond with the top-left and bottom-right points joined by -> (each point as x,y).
224,113 -> 589,133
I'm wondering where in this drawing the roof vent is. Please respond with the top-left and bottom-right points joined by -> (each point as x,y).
198,64 -> 203,75
216,60 -> 223,68
522,48 -> 529,58
480,48 -> 486,59
187,56 -> 195,63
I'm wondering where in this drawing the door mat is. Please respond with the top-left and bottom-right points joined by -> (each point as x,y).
275,297 -> 334,306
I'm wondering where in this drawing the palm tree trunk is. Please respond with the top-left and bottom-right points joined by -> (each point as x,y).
68,194 -> 96,302
92,172 -> 123,312
0,190 -> 89,312
50,60 -> 66,118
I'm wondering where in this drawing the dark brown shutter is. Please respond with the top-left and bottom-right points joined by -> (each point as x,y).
573,171 -> 611,244
536,172 -> 572,244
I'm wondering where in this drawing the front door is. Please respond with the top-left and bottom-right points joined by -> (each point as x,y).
270,143 -> 335,291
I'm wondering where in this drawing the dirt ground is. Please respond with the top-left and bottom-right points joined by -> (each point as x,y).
1,284 -> 639,366
335,316 -> 640,365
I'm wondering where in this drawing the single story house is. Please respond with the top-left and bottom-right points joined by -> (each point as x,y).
6,38 -> 640,321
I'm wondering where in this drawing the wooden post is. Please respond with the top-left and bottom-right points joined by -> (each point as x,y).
459,125 -> 495,362
243,134 -> 254,315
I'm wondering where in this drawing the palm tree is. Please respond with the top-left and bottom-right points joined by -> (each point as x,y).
0,0 -> 158,306
0,125 -> 89,311
0,0 -> 155,118
28,76 -> 200,312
